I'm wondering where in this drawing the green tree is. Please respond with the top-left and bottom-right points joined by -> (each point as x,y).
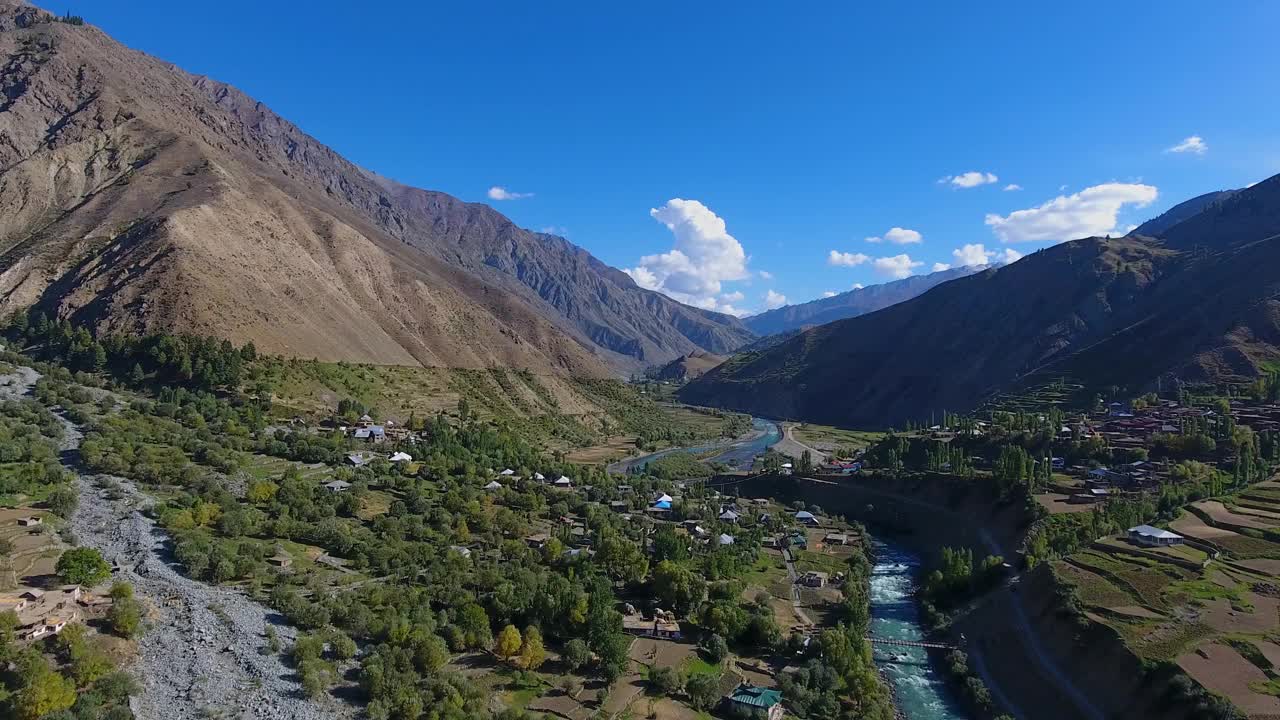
107,596 -> 144,638
649,666 -> 683,696
686,673 -> 720,710
46,487 -> 78,519
15,652 -> 77,720
562,638 -> 590,671
56,547 -> 111,586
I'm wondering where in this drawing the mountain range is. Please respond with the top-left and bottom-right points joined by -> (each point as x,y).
743,265 -> 984,337
681,178 -> 1280,427
0,4 -> 753,376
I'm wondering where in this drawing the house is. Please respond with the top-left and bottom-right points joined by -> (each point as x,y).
823,532 -> 849,546
389,451 -> 413,463
266,553 -> 293,570
324,480 -> 353,493
788,531 -> 808,548
794,510 -> 819,526
1128,525 -> 1184,548
718,509 -> 740,523
484,480 -> 504,491
0,595 -> 29,613
718,533 -> 735,546
654,493 -> 673,504
554,476 -> 573,489
780,462 -> 793,476
16,516 -> 41,527
357,413 -> 374,425
525,533 -> 550,549
345,453 -> 369,467
24,615 -> 71,641
533,472 -> 546,482
799,571 -> 829,588
450,546 -> 472,559
621,608 -> 682,640
724,684 -> 784,720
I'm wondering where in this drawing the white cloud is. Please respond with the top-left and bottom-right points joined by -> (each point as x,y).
865,227 -> 923,245
539,225 -> 568,235
758,270 -> 773,280
822,291 -> 838,298
624,198 -> 750,314
941,171 -> 999,189
985,183 -> 1159,243
952,243 -> 992,267
1003,184 -> 1022,192
872,254 -> 923,279
1166,135 -> 1207,155
851,283 -> 865,290
828,250 -> 871,267
488,186 -> 534,200
932,263 -> 951,272
720,291 -> 745,303
763,290 -> 788,309
996,247 -> 1023,264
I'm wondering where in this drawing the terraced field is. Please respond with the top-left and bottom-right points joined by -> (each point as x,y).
1058,481 -> 1280,716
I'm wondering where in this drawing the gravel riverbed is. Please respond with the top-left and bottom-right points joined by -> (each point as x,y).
3,363 -> 348,719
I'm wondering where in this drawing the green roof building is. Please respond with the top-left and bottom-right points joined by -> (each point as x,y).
725,684 -> 784,720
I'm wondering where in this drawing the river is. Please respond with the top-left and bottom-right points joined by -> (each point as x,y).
869,538 -> 969,720
613,414 -> 967,719
607,416 -> 782,474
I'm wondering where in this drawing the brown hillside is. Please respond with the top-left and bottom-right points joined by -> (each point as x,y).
0,4 -> 752,374
682,176 -> 1280,426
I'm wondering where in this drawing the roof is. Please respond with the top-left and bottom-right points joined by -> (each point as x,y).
1129,524 -> 1182,540
484,481 -> 503,490
389,452 -> 413,462
795,510 -> 815,519
718,534 -> 735,545
727,684 -> 782,709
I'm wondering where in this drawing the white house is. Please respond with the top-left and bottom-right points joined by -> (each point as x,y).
500,468 -> 515,476
718,509 -> 740,523
718,533 -> 735,546
795,510 -> 819,526
324,480 -> 353,493
389,452 -> 413,463
484,480 -> 503,491
554,476 -> 573,488
1128,525 -> 1184,548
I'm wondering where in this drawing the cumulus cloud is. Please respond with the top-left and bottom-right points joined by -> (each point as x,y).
539,225 -> 568,235
828,250 -> 871,267
822,291 -> 838,298
872,254 -> 923,279
932,262 -> 951,272
720,291 -> 745,303
623,198 -> 750,314
763,290 -> 788,309
985,183 -> 1158,243
865,227 -> 923,245
852,283 -> 865,290
952,243 -> 992,267
996,247 -> 1023,264
488,186 -> 534,200
1166,135 -> 1207,155
941,171 -> 999,189
1004,184 -> 1022,192
758,270 -> 773,280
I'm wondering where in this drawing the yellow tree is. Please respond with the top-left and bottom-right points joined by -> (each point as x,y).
519,626 -> 546,670
495,624 -> 522,661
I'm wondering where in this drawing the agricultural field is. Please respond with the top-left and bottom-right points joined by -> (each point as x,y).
1058,480 -> 1280,716
790,423 -> 884,454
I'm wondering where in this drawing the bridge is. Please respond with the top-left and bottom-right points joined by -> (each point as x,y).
868,637 -> 955,650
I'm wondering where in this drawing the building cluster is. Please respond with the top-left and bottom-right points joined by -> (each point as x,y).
0,584 -> 95,642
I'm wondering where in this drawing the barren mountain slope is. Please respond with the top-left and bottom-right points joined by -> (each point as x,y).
683,176 -> 1280,426
0,4 -> 751,373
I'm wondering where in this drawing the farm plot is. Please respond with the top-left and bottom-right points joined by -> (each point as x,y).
1178,643 -> 1280,716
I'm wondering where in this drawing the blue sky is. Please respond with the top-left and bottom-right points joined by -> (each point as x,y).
72,0 -> 1280,315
